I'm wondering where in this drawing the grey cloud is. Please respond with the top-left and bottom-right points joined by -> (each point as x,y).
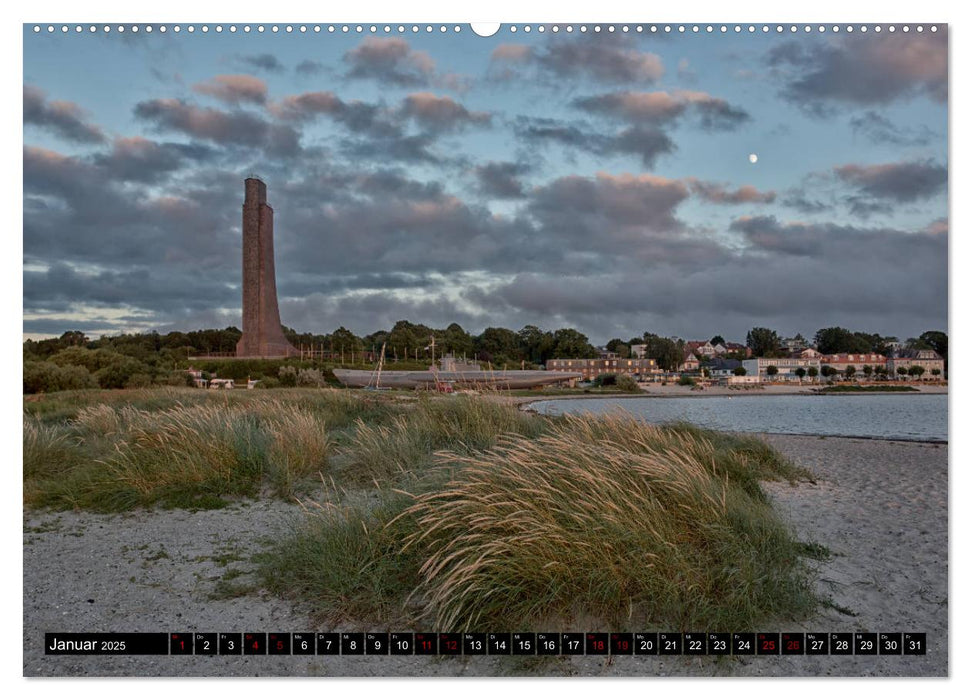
295,60 -> 324,76
514,116 -> 674,168
238,53 -> 285,73
473,241 -> 945,344
134,98 -> 301,155
834,159 -> 947,202
524,172 -> 729,270
270,91 -> 396,137
474,161 -> 531,199
767,32 -> 948,112
23,85 -> 106,144
91,137 -> 215,183
730,214 -> 947,260
24,262 -> 238,315
343,132 -> 442,164
24,148 -> 240,271
849,111 -> 936,146
536,36 -> 664,84
781,191 -> 831,214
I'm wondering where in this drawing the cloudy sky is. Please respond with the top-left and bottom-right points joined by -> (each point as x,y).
23,23 -> 948,344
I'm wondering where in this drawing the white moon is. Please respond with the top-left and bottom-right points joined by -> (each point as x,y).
749,153 -> 759,164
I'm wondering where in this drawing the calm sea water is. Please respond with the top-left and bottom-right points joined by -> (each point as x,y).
531,394 -> 948,442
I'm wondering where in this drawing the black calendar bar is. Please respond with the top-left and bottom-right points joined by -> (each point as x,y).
43,632 -> 929,656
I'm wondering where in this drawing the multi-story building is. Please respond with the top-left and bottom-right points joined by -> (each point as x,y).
819,353 -> 887,373
742,356 -> 821,381
886,348 -> 945,377
547,357 -> 659,381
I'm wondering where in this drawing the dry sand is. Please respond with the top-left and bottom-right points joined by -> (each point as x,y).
23,435 -> 947,677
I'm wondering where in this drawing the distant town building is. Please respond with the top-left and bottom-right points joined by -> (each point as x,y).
685,341 -> 718,357
684,340 -> 749,358
781,336 -> 810,354
547,357 -> 658,381
722,342 -> 752,357
679,352 -> 700,372
186,367 -> 208,388
630,344 -> 647,359
742,356 -> 820,381
819,353 -> 887,372
724,374 -> 761,385
886,348 -> 945,376
706,357 -> 744,378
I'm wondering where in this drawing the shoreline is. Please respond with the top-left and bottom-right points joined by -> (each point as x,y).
510,390 -> 948,445
505,383 -> 946,407
23,432 -> 947,677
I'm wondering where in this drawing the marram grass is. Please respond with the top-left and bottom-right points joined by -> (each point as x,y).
342,393 -> 544,485
24,395 -> 336,510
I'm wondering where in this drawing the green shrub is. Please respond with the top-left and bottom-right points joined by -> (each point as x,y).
23,361 -> 99,393
677,374 -> 695,386
614,374 -> 640,392
279,366 -> 298,387
94,356 -> 153,389
297,368 -> 325,387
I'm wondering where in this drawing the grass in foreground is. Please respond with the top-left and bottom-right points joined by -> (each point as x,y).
25,388 -> 820,632
261,410 -> 819,632
22,388 -> 385,510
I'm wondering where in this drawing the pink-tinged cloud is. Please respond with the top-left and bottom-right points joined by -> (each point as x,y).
921,218 -> 948,237
270,91 -> 344,121
401,93 -> 490,130
193,74 -> 268,105
574,90 -> 749,130
687,179 -> 776,205
491,44 -> 533,62
23,85 -> 106,143
344,37 -> 436,86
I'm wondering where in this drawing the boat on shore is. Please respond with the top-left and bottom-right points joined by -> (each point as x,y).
332,368 -> 582,390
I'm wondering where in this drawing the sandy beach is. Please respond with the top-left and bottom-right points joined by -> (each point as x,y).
23,434 -> 947,677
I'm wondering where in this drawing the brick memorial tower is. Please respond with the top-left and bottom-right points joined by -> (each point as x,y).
235,177 -> 297,358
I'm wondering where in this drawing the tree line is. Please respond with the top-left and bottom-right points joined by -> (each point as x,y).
23,322 -> 947,394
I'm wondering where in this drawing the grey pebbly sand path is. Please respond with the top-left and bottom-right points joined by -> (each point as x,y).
23,436 -> 947,677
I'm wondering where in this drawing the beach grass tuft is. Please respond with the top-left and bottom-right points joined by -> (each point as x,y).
23,392 -> 341,510
341,394 -> 544,485
262,406 -> 818,632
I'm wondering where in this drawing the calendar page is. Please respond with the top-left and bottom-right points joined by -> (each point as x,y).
22,17 -> 948,679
